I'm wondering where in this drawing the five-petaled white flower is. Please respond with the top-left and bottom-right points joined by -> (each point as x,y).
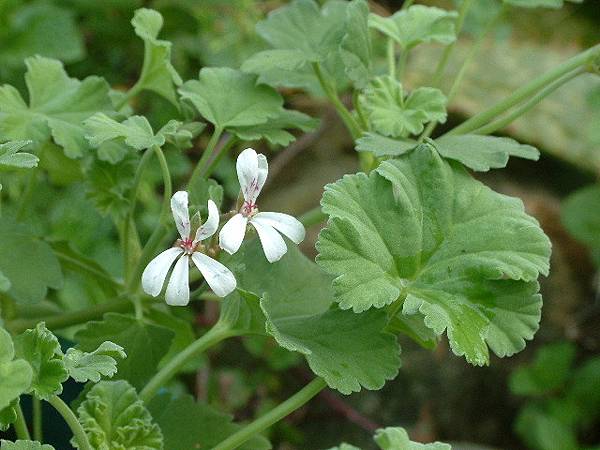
219,148 -> 305,263
142,191 -> 236,306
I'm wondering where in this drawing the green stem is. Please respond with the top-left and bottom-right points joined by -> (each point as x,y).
312,62 -> 361,140
128,145 -> 173,293
204,134 -> 238,179
387,38 -> 396,78
213,378 -> 328,450
188,126 -> 224,188
473,68 -> 584,135
139,323 -> 236,403
397,49 -> 409,81
298,206 -> 327,228
7,298 -> 132,334
47,395 -> 92,450
123,148 -> 155,284
445,43 -> 600,137
430,0 -> 475,87
33,397 -> 42,442
14,402 -> 30,440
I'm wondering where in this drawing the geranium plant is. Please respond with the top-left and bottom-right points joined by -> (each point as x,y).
0,1 -> 598,449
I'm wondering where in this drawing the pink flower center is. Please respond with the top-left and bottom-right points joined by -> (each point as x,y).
177,238 -> 196,254
241,201 -> 258,217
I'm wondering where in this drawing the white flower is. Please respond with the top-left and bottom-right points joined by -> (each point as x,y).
142,191 -> 236,306
219,148 -> 305,263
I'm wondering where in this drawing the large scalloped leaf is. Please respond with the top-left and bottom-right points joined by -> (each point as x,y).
224,240 -> 400,394
317,144 -> 551,365
13,323 -> 67,400
75,380 -> 162,450
0,56 -> 114,158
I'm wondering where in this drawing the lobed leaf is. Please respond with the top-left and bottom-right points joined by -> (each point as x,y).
369,5 -> 458,50
0,328 -> 32,411
131,8 -> 182,106
179,67 -> 283,129
0,441 -> 55,450
14,323 -> 68,400
355,132 -> 417,157
84,113 -> 164,151
0,140 -> 38,169
360,76 -> 447,138
230,109 -> 319,146
64,341 -> 126,383
0,56 -> 114,158
148,393 -> 270,450
340,0 -> 373,89
317,144 -> 551,365
76,380 -> 162,450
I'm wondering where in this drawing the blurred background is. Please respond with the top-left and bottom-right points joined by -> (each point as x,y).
1,0 -> 599,449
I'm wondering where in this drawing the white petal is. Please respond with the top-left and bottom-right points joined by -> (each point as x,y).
236,148 -> 268,204
191,253 -> 237,297
141,247 -> 184,297
165,255 -> 190,306
218,214 -> 248,255
194,199 -> 219,243
253,212 -> 305,244
250,219 -> 288,263
171,191 -> 191,240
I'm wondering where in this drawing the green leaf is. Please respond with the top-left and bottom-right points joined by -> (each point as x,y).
0,328 -> 32,410
157,120 -> 206,150
0,440 -> 55,450
0,271 -> 10,292
86,155 -> 137,219
189,177 -> 224,215
131,8 -> 182,106
355,132 -> 417,157
374,427 -> 451,450
84,113 -> 164,151
76,380 -> 163,450
148,393 -> 270,450
565,357 -> 600,427
225,240 -> 401,394
515,405 -> 578,450
74,313 -> 174,390
0,218 -> 63,304
509,342 -> 576,396
340,0 -> 373,89
64,341 -> 126,383
369,5 -> 458,50
360,76 -> 447,138
0,141 -> 38,169
434,135 -> 539,171
561,184 -> 600,250
230,109 -> 319,146
503,0 -> 582,9
317,144 -> 551,365
14,323 -> 68,400
179,67 -> 283,129
219,290 -> 267,336
0,401 -> 18,432
0,56 -> 114,158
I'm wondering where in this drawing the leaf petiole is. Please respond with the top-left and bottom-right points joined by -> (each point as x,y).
13,402 -> 31,440
47,395 -> 92,450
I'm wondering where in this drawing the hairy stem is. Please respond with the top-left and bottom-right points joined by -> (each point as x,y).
473,68 -> 584,135
213,378 -> 328,450
139,323 -> 236,403
33,397 -> 42,442
445,43 -> 600,137
188,126 -> 224,188
47,395 -> 91,450
128,145 -> 173,293
387,38 -> 396,78
14,402 -> 30,440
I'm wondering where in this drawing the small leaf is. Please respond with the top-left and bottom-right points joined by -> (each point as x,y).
0,328 -> 33,410
0,141 -> 38,169
179,67 -> 283,129
0,56 -> 114,158
157,120 -> 206,150
74,313 -> 174,390
515,405 -> 578,450
131,8 -> 182,106
64,341 -> 126,383
0,218 -> 63,304
148,393 -> 270,450
0,402 -> 18,432
340,0 -> 373,89
355,132 -> 417,157
76,380 -> 163,450
374,427 -> 451,450
84,113 -> 164,151
317,144 -> 551,365
434,135 -> 539,171
14,323 -> 68,400
360,76 -> 447,138
0,440 -> 55,450
230,109 -> 319,146
369,5 -> 458,50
